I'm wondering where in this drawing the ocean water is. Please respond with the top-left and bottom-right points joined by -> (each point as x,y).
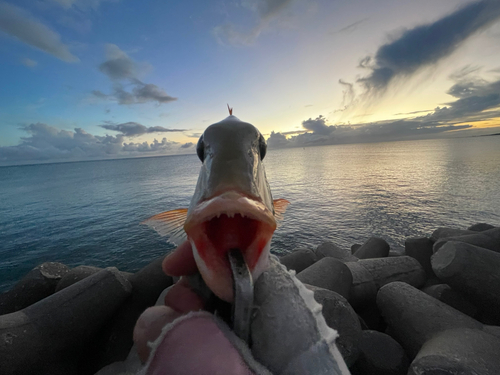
1,136 -> 500,292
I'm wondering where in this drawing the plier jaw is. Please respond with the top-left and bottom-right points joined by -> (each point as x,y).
187,249 -> 255,346
228,249 -> 254,345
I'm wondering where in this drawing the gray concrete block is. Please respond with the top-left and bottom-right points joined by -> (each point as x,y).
409,328 -> 500,375
376,281 -> 482,359
344,261 -> 377,307
433,233 -> 500,253
315,242 -> 358,262
405,237 -> 435,277
351,244 -> 361,254
55,265 -> 103,292
297,257 -> 352,299
0,262 -> 69,315
468,223 -> 496,232
356,256 -> 426,290
83,257 -> 173,374
279,248 -> 318,273
306,285 -> 362,367
422,284 -> 477,318
430,227 -> 475,242
432,241 -> 500,319
353,237 -> 390,259
351,330 -> 409,375
0,268 -> 132,375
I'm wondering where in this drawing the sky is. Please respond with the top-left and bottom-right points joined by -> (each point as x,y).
1,0 -> 500,165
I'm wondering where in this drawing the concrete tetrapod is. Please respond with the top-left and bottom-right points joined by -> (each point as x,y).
355,256 -> 426,290
422,284 -> 477,318
315,242 -> 358,262
0,267 -> 132,375
84,256 -> 174,374
350,330 -> 409,375
409,328 -> 500,375
353,237 -> 390,259
343,262 -> 376,307
431,241 -> 500,316
376,281 -> 483,359
0,262 -> 69,315
404,237 -> 435,278
279,248 -> 318,273
296,257 -> 352,299
433,233 -> 500,253
306,285 -> 362,366
467,222 -> 496,232
430,227 -> 475,242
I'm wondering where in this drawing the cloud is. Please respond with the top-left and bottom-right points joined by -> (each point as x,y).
100,122 -> 185,137
180,142 -> 194,148
358,0 -> 500,92
98,44 -> 139,80
301,115 -> 336,135
93,44 -> 177,105
130,80 -> 177,104
214,0 -> 294,45
0,2 -> 79,62
21,58 -> 37,67
268,77 -> 500,148
0,122 -> 179,165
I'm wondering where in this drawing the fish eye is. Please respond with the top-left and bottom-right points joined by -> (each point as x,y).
259,134 -> 267,160
196,136 -> 205,162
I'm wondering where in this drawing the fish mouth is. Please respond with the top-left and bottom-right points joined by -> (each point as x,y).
184,191 -> 276,302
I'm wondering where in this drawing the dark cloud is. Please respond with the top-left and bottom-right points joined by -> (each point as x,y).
0,2 -> 79,62
267,131 -> 289,148
100,122 -> 185,137
94,45 -> 177,105
0,123 -> 178,165
131,80 -> 177,104
302,116 -> 336,135
269,77 -> 500,149
180,142 -> 194,148
98,44 -> 137,80
358,0 -> 500,91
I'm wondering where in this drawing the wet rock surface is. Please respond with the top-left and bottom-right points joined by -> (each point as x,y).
0,222 -> 498,374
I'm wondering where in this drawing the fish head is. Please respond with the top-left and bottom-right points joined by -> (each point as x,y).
184,115 -> 276,302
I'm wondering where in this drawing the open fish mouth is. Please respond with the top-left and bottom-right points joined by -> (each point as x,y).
184,191 -> 276,302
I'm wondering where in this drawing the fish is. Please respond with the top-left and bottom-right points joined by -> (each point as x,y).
142,112 -> 289,302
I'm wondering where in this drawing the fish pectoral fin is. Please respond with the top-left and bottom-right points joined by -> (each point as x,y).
273,199 -> 290,224
141,208 -> 188,245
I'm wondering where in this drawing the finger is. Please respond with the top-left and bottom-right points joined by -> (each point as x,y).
164,277 -> 205,313
133,306 -> 181,363
162,241 -> 198,277
144,313 -> 256,375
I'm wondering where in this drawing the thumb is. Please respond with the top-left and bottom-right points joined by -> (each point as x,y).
139,311 -> 271,375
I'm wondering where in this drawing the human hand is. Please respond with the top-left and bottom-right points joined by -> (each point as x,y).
133,241 -> 350,375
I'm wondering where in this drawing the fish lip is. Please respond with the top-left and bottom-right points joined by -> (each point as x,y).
184,191 -> 276,302
184,191 -> 276,231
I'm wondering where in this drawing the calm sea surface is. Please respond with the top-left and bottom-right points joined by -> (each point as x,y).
1,136 -> 500,292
